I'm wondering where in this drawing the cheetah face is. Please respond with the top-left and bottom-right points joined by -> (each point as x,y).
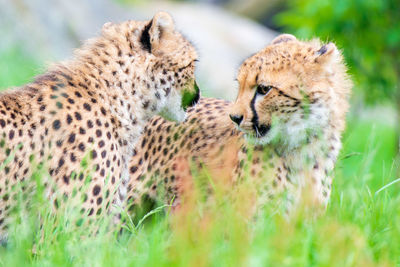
138,12 -> 200,122
102,12 -> 199,122
230,34 -> 345,150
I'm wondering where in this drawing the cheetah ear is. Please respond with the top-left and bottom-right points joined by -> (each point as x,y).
102,22 -> 114,30
101,22 -> 116,35
140,12 -> 175,54
314,43 -> 339,64
271,34 -> 297,45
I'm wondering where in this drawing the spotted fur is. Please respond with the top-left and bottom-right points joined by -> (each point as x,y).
126,35 -> 352,217
0,12 -> 199,234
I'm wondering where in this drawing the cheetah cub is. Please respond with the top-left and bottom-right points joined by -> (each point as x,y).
0,12 -> 199,232
127,34 -> 352,216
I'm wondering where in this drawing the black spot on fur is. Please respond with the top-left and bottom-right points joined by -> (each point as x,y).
93,185 -> 101,196
66,114 -> 73,124
87,120 -> 93,128
130,166 -> 138,174
9,130 -> 14,140
58,158 -> 65,168
63,175 -> 69,184
53,120 -> 61,130
78,143 -> 85,152
75,112 -> 82,120
68,133 -> 76,143
83,103 -> 91,111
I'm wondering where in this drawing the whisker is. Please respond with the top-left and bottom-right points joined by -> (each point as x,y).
254,126 -> 261,138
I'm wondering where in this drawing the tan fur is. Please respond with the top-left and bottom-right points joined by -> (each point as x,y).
126,35 -> 352,217
0,12 -> 198,233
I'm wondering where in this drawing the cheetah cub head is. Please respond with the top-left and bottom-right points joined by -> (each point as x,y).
100,12 -> 199,122
229,34 -> 351,151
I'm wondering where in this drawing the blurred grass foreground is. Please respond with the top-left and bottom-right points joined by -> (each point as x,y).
0,0 -> 400,266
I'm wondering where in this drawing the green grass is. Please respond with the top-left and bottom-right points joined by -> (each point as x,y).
0,49 -> 399,266
0,46 -> 42,90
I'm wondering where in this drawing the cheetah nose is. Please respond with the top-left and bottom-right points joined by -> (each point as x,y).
229,114 -> 243,126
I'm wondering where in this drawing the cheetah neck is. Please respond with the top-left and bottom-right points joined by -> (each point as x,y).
65,57 -> 171,157
282,124 -> 339,166
270,95 -> 342,179
276,123 -> 341,206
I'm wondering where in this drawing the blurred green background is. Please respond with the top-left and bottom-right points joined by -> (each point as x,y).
0,0 -> 399,265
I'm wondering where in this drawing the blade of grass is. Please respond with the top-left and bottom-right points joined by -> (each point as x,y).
374,178 -> 400,196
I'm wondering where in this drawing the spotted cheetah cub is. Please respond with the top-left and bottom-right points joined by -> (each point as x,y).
127,34 -> 352,216
0,12 -> 199,232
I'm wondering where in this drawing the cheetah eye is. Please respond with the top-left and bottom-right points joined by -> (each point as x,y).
256,85 -> 274,95
178,61 -> 196,72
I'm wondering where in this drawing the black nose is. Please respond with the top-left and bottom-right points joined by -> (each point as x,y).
229,114 -> 243,125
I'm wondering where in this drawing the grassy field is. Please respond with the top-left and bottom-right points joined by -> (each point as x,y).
0,47 -> 399,266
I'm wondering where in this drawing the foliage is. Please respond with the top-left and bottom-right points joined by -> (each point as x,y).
277,0 -> 400,104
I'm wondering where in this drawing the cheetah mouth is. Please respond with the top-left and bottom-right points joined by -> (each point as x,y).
253,124 -> 271,138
